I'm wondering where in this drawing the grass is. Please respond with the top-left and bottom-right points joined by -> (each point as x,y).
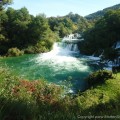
0,67 -> 120,120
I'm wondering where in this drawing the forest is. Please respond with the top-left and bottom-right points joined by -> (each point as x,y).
0,0 -> 92,56
0,7 -> 58,55
0,0 -> 120,62
85,3 -> 120,20
80,9 -> 120,62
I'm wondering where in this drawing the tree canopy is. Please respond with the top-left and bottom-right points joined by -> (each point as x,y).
79,9 -> 120,61
48,12 -> 92,38
0,0 -> 13,10
0,7 -> 58,55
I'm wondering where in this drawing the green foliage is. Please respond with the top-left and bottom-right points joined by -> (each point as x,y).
0,10 -> 9,55
5,7 -> 32,48
80,9 -> 120,59
48,13 -> 91,38
0,0 -> 13,10
0,67 -> 120,119
7,47 -> 24,57
86,70 -> 112,87
0,67 -> 64,120
0,7 -> 58,56
85,3 -> 120,20
0,4 -> 92,56
48,17 -> 75,38
102,48 -> 119,61
24,46 -> 36,54
27,15 -> 57,52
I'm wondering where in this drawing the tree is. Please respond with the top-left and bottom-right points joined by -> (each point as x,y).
5,7 -> 31,48
0,10 -> 9,54
0,0 -> 13,10
48,13 -> 91,38
26,14 -> 57,53
103,48 -> 119,63
0,0 -> 12,54
80,9 -> 120,57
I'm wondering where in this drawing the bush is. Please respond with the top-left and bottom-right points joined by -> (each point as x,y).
0,67 -> 120,119
112,66 -> 120,73
0,67 -> 64,120
7,47 -> 24,57
24,46 -> 36,54
86,70 -> 112,87
24,45 -> 49,54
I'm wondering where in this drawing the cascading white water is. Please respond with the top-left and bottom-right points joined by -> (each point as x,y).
35,40 -> 88,72
37,42 -> 80,62
58,40 -> 79,53
0,37 -> 95,92
33,40 -> 90,91
62,34 -> 80,52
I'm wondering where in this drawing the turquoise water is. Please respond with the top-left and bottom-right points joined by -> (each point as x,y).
0,43 -> 97,91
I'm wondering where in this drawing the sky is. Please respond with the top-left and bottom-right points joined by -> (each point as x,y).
11,0 -> 120,17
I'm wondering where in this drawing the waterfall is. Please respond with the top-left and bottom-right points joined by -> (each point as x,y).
50,42 -> 79,56
61,33 -> 81,53
40,34 -> 80,58
73,44 -> 79,51
63,43 -> 79,52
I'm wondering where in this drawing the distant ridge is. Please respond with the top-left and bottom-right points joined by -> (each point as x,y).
85,3 -> 120,20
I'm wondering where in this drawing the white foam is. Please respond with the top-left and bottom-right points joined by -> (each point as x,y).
115,41 -> 120,49
34,42 -> 88,72
87,56 -> 100,61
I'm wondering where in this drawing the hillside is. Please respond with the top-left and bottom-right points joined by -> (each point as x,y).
48,12 -> 91,38
79,8 -> 120,65
0,67 -> 120,119
85,3 -> 120,20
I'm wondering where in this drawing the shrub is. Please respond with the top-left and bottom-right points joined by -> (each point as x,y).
86,70 -> 112,87
24,45 -> 49,54
7,47 -> 24,57
112,66 -> 120,73
0,67 -> 63,120
24,46 -> 35,54
0,67 -> 120,119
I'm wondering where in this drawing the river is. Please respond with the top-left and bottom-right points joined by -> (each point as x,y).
0,41 -> 99,92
